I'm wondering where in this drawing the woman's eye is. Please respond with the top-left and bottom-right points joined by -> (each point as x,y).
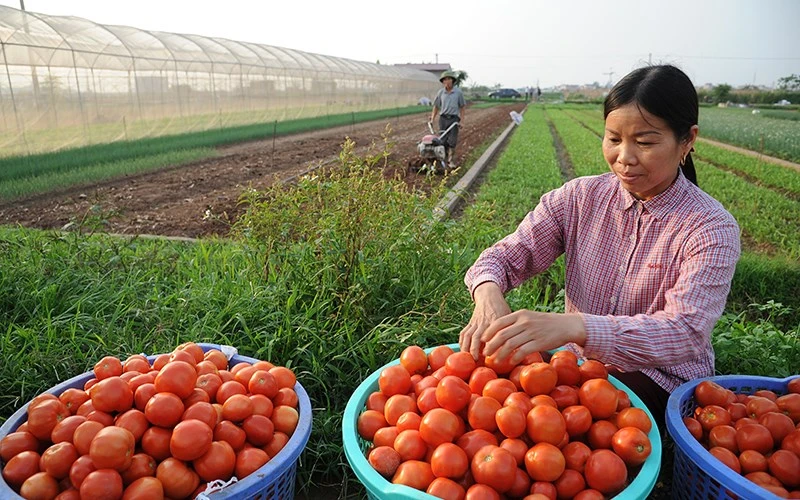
606,137 -> 620,144
637,142 -> 652,146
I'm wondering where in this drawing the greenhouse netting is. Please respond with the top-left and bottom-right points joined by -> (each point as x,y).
0,5 -> 440,157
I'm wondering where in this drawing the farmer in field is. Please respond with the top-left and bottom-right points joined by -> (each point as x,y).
459,65 -> 740,427
430,70 -> 466,168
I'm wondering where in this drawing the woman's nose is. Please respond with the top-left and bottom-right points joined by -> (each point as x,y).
617,141 -> 637,165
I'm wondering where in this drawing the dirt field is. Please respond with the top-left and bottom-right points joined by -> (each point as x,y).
0,103 -> 525,239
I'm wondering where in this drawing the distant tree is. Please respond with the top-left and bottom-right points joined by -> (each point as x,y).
777,74 -> 800,91
711,84 -> 732,103
452,70 -> 469,87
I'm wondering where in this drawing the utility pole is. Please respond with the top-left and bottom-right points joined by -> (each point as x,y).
648,53 -> 652,65
603,68 -> 615,88
435,53 -> 438,64
19,0 -> 25,10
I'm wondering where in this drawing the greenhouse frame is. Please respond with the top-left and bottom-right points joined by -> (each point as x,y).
0,5 -> 440,156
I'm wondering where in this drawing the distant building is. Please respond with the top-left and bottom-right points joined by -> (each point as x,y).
394,63 -> 452,79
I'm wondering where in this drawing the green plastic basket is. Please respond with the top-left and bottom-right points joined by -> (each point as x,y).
343,344 -> 661,499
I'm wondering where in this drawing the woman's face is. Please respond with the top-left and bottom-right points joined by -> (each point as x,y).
603,103 -> 697,200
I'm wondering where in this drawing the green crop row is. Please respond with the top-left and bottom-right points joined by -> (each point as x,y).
698,107 -> 800,163
543,108 -> 606,177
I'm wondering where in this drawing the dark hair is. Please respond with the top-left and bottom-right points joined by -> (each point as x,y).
604,65 -> 698,186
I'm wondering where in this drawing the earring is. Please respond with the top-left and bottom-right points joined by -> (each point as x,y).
680,153 -> 687,167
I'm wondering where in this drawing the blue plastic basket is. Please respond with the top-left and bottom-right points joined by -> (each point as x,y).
343,344 -> 661,499
0,343 -> 312,500
666,374 -> 800,500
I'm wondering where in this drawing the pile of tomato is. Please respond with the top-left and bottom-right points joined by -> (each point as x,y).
357,345 -> 655,499
681,377 -> 800,498
0,342 -> 300,500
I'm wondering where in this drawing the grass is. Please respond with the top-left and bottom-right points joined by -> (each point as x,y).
0,104 -> 798,498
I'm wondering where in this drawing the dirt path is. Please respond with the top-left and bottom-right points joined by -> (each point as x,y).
0,103 -> 525,238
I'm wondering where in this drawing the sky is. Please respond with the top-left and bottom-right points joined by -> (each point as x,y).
1,0 -> 798,90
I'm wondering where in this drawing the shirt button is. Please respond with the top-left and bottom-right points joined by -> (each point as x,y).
618,265 -> 625,273
610,296 -> 616,305
629,233 -> 635,242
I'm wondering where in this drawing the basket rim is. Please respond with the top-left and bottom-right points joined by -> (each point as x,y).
666,374 -> 799,500
343,343 -> 662,499
0,342 -> 312,499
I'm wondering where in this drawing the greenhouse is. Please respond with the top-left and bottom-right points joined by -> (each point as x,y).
0,5 -> 440,156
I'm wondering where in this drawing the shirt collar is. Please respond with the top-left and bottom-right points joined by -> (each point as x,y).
616,170 -> 689,220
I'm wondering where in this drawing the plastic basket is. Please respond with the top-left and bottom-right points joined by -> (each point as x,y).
666,374 -> 800,500
0,343 -> 312,500
343,344 -> 662,499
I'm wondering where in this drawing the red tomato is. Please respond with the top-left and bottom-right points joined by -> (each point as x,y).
584,449 -> 628,495
120,453 -> 156,486
611,426 -> 652,466
80,469 -> 123,500
469,367 -> 498,395
399,346 -> 429,376
776,393 -> 800,423
0,431 -> 39,462
396,411 -> 422,432
193,440 -> 236,482
709,446 -> 742,473
738,449 -> 768,474
20,472 -> 60,499
394,429 -> 427,462
495,405 -> 526,439
759,412 -> 796,447
550,356 -> 581,386
263,431 -> 289,458
708,425 -> 738,453
587,420 -> 618,450
90,426 -> 135,471
563,405 -> 593,438
27,399 -> 70,441
419,408 -> 461,447
221,394 -> 254,422
215,380 -> 247,404
114,409 -> 149,443
196,373 -> 223,401
431,442 -> 469,479
40,442 -> 78,479
214,420 -> 247,452
90,376 -> 134,413
499,437 -> 528,466
788,377 -> 800,394
578,379 -> 618,420
437,376 -> 472,413
122,476 -> 164,500
456,429 -> 498,461
445,352 -> 478,380
549,385 -> 580,410
140,426 -> 173,462
58,389 -> 90,416
427,477 -> 466,500
272,405 -> 299,435
736,423 -> 774,455
144,392 -> 184,428
170,419 -> 213,461
68,454 -> 96,489
470,445 -> 516,493
154,361 -> 197,399
782,429 -> 800,456
526,404 -> 567,446
519,363 -> 558,397
2,450 -> 41,489
157,457 -> 200,499
367,445 -> 401,478
175,342 -> 205,363
694,380 -> 730,407
481,378 -> 517,405
203,349 -> 229,371
384,394 -> 417,426
769,449 -> 800,488
555,468 -> 586,499
578,359 -> 608,383
242,414 -> 274,447
615,407 -> 652,433
268,366 -> 296,390
392,460 -> 435,491
467,397 -> 501,432
698,404 -> 733,432
563,440 -> 592,474
235,447 -> 270,479
94,356 -> 124,380
133,383 -> 157,412
428,346 -> 455,372
524,442 -> 565,482
746,396 -> 780,419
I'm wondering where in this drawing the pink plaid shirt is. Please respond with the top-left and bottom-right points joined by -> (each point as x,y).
465,171 -> 740,392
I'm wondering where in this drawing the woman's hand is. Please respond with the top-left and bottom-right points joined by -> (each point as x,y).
481,311 -> 587,365
459,282 -> 511,359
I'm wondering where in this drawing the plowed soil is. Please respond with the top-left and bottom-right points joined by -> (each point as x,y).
0,103 -> 525,239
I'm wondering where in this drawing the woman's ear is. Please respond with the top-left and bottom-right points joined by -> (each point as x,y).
684,124 -> 699,153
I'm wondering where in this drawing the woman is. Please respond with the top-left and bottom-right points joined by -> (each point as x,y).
459,65 -> 740,426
